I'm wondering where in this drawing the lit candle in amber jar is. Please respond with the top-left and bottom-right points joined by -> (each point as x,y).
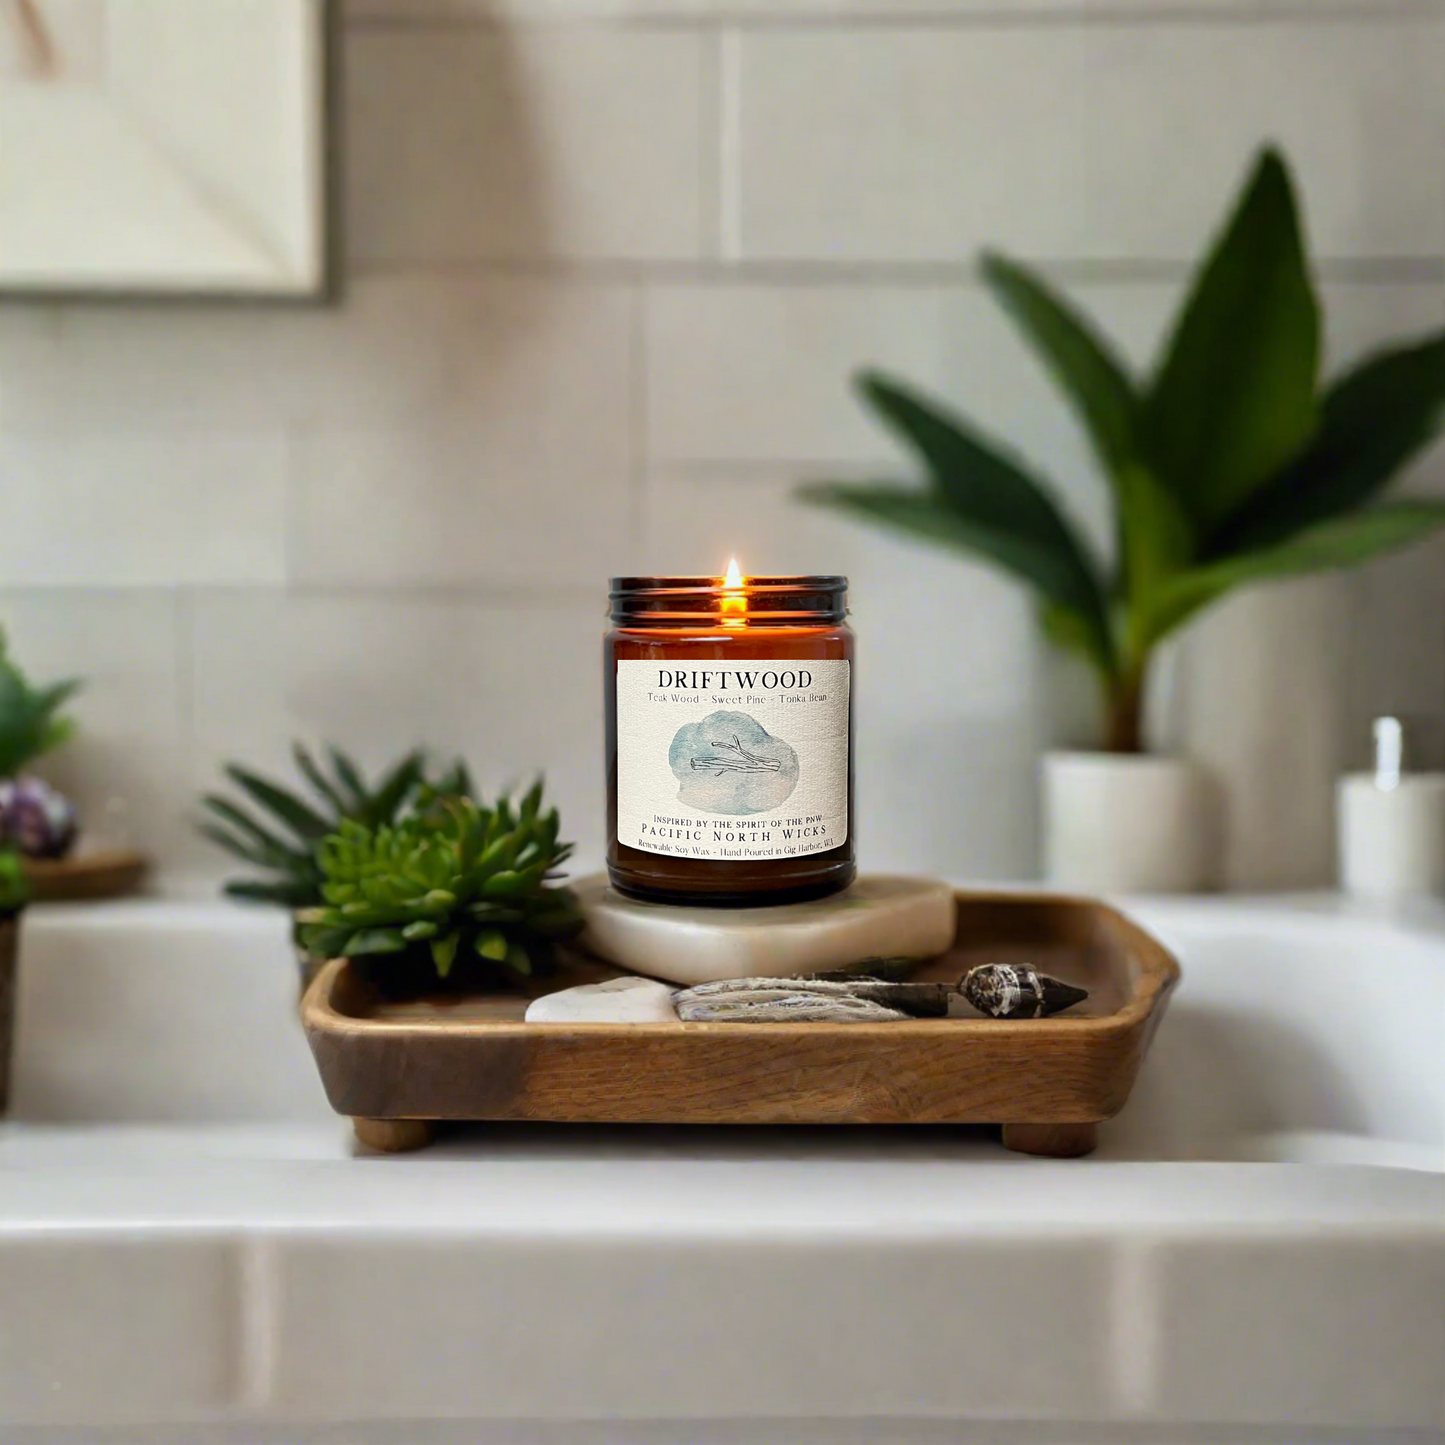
605,568 -> 855,905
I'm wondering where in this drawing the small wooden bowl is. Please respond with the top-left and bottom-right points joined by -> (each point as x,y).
23,850 -> 149,902
301,889 -> 1180,1158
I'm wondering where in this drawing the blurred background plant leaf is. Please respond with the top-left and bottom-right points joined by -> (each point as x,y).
0,628 -> 80,781
1141,148 -> 1321,534
802,146 -> 1445,752
805,371 -> 1116,674
200,744 -> 468,918
1141,500 -> 1445,648
979,251 -> 1140,481
1207,333 -> 1445,556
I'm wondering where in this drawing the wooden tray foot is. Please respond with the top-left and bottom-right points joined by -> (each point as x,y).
1002,1122 -> 1098,1158
353,1118 -> 436,1153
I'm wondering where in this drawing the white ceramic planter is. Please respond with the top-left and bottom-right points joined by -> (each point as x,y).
1042,751 -> 1219,894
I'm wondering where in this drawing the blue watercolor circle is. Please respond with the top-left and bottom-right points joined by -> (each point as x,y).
669,710 -> 799,815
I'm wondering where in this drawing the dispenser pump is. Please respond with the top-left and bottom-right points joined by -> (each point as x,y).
1339,715 -> 1445,900
1372,716 -> 1405,792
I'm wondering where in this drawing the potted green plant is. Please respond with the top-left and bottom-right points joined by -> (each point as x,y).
0,848 -> 32,1115
0,628 -> 81,863
200,744 -> 471,988
801,148 -> 1445,891
299,782 -> 581,993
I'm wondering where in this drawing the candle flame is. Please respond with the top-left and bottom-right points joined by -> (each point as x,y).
721,557 -> 747,627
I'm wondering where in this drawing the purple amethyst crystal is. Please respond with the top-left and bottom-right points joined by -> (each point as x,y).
0,776 -> 78,859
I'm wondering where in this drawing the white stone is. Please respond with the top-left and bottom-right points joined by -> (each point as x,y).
574,874 -> 956,987
524,975 -> 677,1024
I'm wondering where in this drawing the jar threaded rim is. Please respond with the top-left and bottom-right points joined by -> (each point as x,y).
608,575 -> 847,625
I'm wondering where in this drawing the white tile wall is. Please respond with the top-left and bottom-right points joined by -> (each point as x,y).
1,4 -> 1443,890
0,275 -> 547,428
733,20 -> 1445,263
0,1235 -> 239,1423
270,1236 -> 1114,1419
345,27 -> 711,263
1151,1237 -> 1445,1429
645,282 -> 1155,469
288,279 -> 636,588
0,431 -> 289,586
643,279 -> 1175,553
188,590 -> 608,865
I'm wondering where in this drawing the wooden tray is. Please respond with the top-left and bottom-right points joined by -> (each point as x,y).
23,850 -> 149,902
301,890 -> 1179,1158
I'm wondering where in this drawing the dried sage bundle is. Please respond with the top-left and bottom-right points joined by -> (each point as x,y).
676,980 -> 908,1023
674,964 -> 1087,1024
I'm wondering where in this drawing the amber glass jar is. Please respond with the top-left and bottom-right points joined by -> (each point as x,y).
606,575 -> 855,905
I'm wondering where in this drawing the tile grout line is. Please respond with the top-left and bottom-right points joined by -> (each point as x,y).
1110,1236 -> 1162,1419
650,456 -> 885,476
344,256 -> 1445,286
182,581 -> 600,605
233,1235 -> 281,1412
717,27 -> 744,263
174,584 -> 205,889
344,2 -> 1445,33
697,24 -> 724,262
628,284 -> 651,572
281,422 -> 309,593
173,585 -> 198,772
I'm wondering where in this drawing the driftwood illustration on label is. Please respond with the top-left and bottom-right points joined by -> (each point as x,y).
689,735 -> 785,777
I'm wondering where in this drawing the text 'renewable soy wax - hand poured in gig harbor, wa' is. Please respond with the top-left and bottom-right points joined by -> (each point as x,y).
605,567 -> 855,904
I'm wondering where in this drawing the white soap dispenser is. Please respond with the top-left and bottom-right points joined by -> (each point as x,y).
1337,717 -> 1445,900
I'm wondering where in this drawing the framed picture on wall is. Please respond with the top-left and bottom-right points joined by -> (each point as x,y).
0,0 -> 330,299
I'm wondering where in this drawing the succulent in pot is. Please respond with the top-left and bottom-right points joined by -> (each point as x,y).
299,781 -> 582,995
0,629 -> 81,861
800,148 -> 1445,890
200,744 -> 471,986
201,744 -> 441,908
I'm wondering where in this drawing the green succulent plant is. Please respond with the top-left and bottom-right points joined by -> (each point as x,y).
0,848 -> 30,918
0,628 -> 79,780
299,782 -> 581,986
201,744 -> 466,909
801,148 -> 1445,752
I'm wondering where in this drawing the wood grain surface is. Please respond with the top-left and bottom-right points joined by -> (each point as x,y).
301,891 -> 1179,1154
23,851 -> 148,902
0,917 -> 15,1116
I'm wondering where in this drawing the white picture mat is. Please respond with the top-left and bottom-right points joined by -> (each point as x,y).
0,0 -> 328,296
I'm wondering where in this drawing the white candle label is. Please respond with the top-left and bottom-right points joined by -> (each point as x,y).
615,659 -> 850,862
